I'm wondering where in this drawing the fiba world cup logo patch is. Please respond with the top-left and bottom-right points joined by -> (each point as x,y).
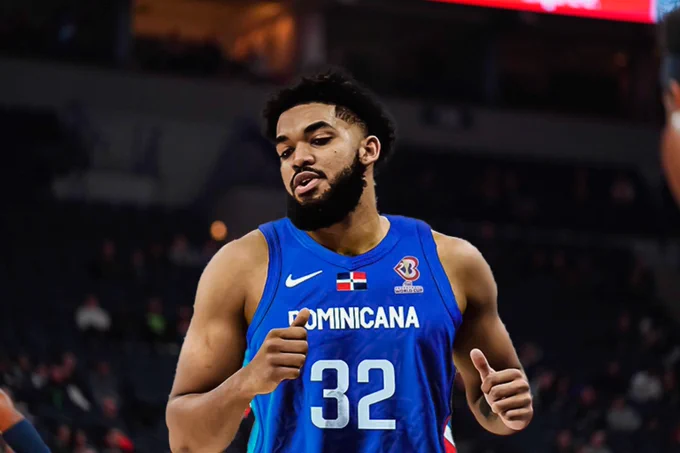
394,256 -> 424,294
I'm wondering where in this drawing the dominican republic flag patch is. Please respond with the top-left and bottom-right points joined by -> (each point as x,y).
336,272 -> 367,291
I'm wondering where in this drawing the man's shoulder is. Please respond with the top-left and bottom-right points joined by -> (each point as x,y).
431,231 -> 497,313
194,229 -> 270,316
212,229 -> 269,270
431,231 -> 485,273
201,229 -> 269,290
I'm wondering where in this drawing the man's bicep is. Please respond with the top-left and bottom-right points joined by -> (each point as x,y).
170,248 -> 249,398
170,310 -> 247,398
449,240 -> 521,396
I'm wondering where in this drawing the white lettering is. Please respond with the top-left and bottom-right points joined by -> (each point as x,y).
374,307 -> 389,329
318,308 -> 333,330
307,310 -> 317,330
360,307 -> 374,328
340,307 -> 354,329
287,306 -> 422,331
288,310 -> 299,326
388,306 -> 404,329
405,306 -> 420,328
522,0 -> 601,12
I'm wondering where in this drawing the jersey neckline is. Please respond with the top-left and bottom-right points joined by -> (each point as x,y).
283,215 -> 402,270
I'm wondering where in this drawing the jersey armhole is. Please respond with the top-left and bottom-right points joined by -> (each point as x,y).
415,221 -> 464,330
245,223 -> 282,344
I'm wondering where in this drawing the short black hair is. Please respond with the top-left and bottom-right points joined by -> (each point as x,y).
263,70 -> 397,170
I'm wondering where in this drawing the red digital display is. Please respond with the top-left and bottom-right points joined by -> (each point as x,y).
429,0 -> 655,23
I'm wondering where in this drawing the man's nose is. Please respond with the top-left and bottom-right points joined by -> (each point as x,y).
292,143 -> 315,170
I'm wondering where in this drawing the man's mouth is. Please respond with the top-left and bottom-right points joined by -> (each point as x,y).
293,171 -> 323,196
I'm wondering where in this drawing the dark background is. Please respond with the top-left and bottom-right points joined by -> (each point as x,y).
0,1 -> 679,452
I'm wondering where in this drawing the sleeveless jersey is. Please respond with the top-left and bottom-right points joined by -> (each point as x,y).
243,215 -> 463,453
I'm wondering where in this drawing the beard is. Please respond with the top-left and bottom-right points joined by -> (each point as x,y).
286,153 -> 367,231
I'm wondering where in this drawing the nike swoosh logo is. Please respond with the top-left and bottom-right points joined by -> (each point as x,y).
285,270 -> 323,288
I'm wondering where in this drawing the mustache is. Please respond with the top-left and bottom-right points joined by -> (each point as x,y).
290,167 -> 327,192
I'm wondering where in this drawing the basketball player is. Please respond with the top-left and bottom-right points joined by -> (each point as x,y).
0,389 -> 49,453
166,71 -> 533,452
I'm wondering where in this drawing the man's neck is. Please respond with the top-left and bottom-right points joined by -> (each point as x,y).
306,199 -> 388,257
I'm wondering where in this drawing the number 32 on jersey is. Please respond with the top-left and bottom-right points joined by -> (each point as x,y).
310,359 -> 396,430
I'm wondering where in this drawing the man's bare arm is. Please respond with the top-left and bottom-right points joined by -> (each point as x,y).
165,231 -> 267,452
435,233 -> 533,435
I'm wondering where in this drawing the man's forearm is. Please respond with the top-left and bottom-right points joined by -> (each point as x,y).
167,368 -> 254,452
470,395 -> 516,436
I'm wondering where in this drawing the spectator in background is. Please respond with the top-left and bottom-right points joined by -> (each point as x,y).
75,294 -> 111,338
582,430 -> 612,453
89,361 -> 119,409
45,364 -> 88,414
570,386 -> 604,435
103,428 -> 134,453
531,369 -> 557,409
662,369 -> 678,407
92,240 -> 121,280
3,355 -> 31,390
671,422 -> 680,451
72,429 -> 96,453
614,311 -> 635,358
594,361 -> 627,400
145,297 -> 167,344
129,249 -> 147,283
97,397 -> 129,436
46,366 -> 68,412
606,396 -> 642,432
629,368 -> 663,404
639,418 -> 664,453
553,429 -> 575,453
518,342 -> 543,375
169,235 -> 201,267
549,376 -> 573,414
51,424 -> 72,453
60,353 -> 91,413
30,363 -> 48,392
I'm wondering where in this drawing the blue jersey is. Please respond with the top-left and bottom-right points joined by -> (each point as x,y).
243,215 -> 463,453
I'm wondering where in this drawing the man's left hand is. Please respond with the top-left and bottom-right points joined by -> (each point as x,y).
471,348 -> 533,431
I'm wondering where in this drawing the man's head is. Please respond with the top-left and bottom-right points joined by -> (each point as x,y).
263,70 -> 396,230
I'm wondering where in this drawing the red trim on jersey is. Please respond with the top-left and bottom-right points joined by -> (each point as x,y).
443,416 -> 456,453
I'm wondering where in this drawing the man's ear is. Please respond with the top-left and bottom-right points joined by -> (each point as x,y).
359,135 -> 381,166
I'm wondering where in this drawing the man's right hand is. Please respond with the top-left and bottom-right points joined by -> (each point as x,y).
241,308 -> 310,396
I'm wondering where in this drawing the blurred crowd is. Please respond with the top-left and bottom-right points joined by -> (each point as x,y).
0,230 -> 216,452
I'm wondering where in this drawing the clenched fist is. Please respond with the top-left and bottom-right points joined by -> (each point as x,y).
242,309 -> 310,396
470,348 -> 533,431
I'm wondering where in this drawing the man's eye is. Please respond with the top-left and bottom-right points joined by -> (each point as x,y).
280,148 -> 293,160
312,137 -> 332,146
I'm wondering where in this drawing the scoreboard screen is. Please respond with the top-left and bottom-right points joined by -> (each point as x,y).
429,0 -> 680,23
